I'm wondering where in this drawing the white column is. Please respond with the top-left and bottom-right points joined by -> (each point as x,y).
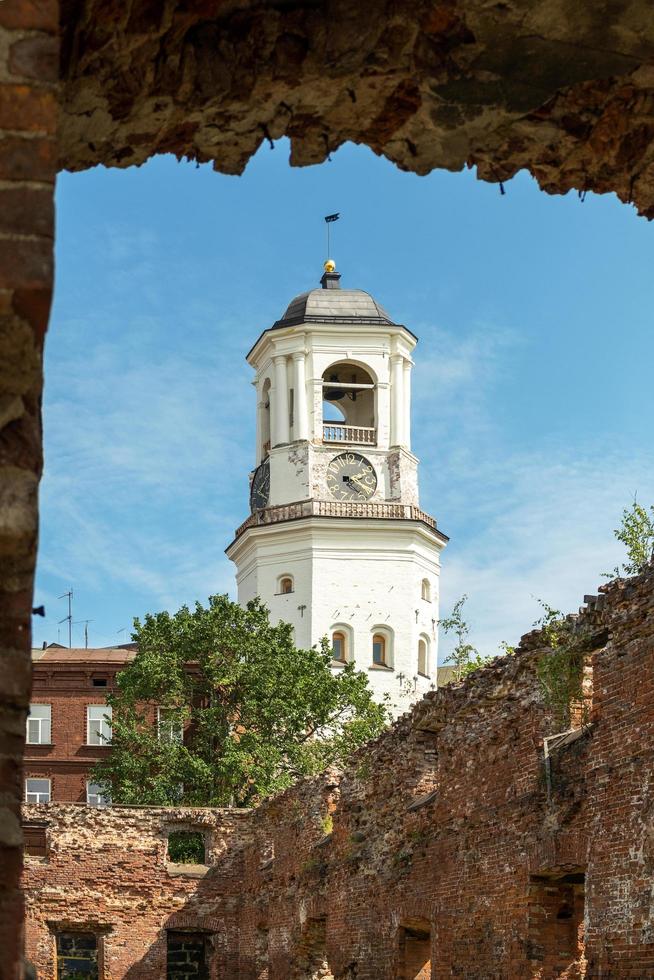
272,355 -> 289,446
390,354 -> 404,446
403,359 -> 412,451
292,352 -> 309,441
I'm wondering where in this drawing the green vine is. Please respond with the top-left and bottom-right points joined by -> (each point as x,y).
534,601 -> 592,729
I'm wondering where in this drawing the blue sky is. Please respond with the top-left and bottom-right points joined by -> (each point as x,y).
34,140 -> 654,659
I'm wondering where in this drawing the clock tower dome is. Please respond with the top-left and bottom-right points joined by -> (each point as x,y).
226,264 -> 448,715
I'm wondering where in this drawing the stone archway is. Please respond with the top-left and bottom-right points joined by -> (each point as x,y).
3,1 -> 654,974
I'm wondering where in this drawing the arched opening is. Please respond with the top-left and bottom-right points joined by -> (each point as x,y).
260,378 -> 271,459
278,575 -> 294,595
322,362 -> 376,446
330,624 -> 353,664
371,627 -> 393,668
418,636 -> 430,677
421,579 -> 431,602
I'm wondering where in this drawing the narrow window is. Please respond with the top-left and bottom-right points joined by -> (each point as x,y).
418,639 -> 429,677
26,704 -> 51,744
158,707 -> 184,744
167,931 -> 208,979
87,781 -> 111,807
56,932 -> 99,980
332,631 -> 346,663
167,831 -> 206,865
279,576 -> 294,594
25,778 -> 51,804
23,822 -> 47,857
421,579 -> 431,601
372,634 -> 387,666
92,677 -> 108,687
398,918 -> 431,979
87,705 -> 112,745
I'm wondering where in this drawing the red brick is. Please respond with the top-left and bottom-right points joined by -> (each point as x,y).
0,134 -> 57,181
0,238 -> 52,291
0,0 -> 58,31
0,84 -> 57,134
0,187 -> 53,238
8,35 -> 59,83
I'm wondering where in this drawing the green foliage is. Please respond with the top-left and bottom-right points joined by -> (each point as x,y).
440,596 -> 489,680
320,812 -> 333,836
498,640 -> 516,657
167,831 -> 205,864
605,497 -> 654,579
533,600 -> 591,729
92,595 -> 389,807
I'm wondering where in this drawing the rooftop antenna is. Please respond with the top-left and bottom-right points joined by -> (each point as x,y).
58,589 -> 73,648
117,627 -> 128,645
324,212 -> 339,263
74,619 -> 93,649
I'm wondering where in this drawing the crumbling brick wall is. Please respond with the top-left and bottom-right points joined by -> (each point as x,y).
22,567 -> 654,978
0,3 -> 58,977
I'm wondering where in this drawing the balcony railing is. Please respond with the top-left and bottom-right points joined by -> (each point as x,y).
233,499 -> 441,540
322,424 -> 376,445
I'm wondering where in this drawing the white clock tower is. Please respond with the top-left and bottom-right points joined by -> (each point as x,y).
226,263 -> 448,715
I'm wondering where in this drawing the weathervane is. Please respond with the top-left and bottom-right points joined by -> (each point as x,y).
324,212 -> 340,263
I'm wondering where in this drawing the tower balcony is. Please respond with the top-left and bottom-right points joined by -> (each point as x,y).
233,498 -> 445,542
322,423 -> 376,445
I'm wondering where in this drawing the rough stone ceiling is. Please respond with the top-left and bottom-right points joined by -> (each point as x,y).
59,0 -> 654,216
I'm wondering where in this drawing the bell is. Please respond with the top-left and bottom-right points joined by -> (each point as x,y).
324,374 -> 345,401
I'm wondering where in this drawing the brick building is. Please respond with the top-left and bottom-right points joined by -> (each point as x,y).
25,645 -> 135,805
21,567 -> 654,978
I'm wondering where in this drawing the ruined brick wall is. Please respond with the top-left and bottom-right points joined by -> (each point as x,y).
0,3 -> 58,978
22,805 -> 252,979
22,567 -> 654,978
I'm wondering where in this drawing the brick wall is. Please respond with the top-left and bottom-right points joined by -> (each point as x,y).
22,566 -> 654,978
0,2 -> 58,977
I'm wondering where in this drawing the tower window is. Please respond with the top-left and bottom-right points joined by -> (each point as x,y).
332,631 -> 346,663
418,638 -> 429,677
372,634 -> 387,666
278,576 -> 294,595
421,579 -> 431,602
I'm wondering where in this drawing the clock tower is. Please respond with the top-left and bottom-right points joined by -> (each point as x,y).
226,263 -> 448,715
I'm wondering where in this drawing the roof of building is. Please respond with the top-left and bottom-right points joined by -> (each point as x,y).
31,646 -> 136,665
275,286 -> 394,328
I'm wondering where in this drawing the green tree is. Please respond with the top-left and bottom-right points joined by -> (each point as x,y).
440,596 -> 488,680
532,599 -> 592,728
92,595 -> 388,807
606,497 -> 654,578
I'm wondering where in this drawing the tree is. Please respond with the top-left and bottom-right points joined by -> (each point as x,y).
439,595 -> 487,680
92,595 -> 389,807
606,497 -> 654,578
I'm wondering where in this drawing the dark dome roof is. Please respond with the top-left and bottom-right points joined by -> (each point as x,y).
274,287 -> 394,327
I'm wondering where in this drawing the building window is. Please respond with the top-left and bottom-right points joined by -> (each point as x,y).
278,575 -> 294,594
56,931 -> 99,980
421,578 -> 431,601
167,831 -> 206,865
25,778 -> 51,804
26,704 -> 51,744
87,705 -> 112,745
158,707 -> 184,744
418,638 -> 429,677
87,781 -> 111,807
167,931 -> 208,979
372,633 -> 387,666
332,631 -> 346,663
92,677 -> 108,687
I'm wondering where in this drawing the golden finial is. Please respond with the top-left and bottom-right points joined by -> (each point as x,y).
324,259 -> 336,273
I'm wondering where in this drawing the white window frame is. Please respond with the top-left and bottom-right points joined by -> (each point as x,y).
25,778 -> 51,804
418,635 -> 430,677
87,705 -> 112,746
421,578 -> 431,602
157,707 -> 183,745
26,704 -> 51,745
86,781 -> 111,807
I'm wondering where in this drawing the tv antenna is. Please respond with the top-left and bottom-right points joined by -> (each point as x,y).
74,619 -> 93,649
58,589 -> 73,648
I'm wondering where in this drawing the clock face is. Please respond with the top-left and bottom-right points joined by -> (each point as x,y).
250,459 -> 270,512
326,452 -> 377,502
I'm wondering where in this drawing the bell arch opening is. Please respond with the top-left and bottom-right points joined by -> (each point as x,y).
321,362 -> 376,445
